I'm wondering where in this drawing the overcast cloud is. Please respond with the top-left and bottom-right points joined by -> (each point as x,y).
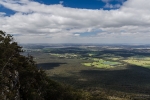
0,0 -> 150,43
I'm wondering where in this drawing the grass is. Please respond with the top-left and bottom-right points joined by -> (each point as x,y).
123,58 -> 150,68
88,53 -> 95,56
123,56 -> 150,68
83,59 -> 121,69
92,62 -> 111,68
107,57 -> 123,61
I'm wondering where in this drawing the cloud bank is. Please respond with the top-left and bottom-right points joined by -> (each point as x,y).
0,0 -> 150,43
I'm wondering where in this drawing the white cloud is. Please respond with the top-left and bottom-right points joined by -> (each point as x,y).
104,3 -> 121,9
102,0 -> 112,3
74,34 -> 80,36
102,0 -> 125,9
102,0 -> 125,3
59,1 -> 63,5
0,12 -> 6,16
0,0 -> 150,43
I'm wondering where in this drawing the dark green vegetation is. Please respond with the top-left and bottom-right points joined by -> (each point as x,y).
0,31 -> 99,100
23,44 -> 150,100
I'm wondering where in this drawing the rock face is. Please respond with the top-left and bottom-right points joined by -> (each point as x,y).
0,30 -> 49,99
1,69 -> 20,100
0,30 -> 22,99
0,31 -> 47,99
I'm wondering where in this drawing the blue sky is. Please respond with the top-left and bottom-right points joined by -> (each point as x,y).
0,0 -> 126,15
34,0 -> 125,9
0,0 -> 150,44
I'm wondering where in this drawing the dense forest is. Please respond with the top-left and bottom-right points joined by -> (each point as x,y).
0,30 -> 108,100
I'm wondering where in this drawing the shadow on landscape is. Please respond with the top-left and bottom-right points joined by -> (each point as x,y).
37,63 -> 66,70
99,50 -> 150,57
51,65 -> 150,95
78,65 -> 150,95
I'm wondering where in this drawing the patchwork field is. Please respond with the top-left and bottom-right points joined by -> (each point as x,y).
123,57 -> 150,68
83,59 -> 121,68
24,45 -> 150,100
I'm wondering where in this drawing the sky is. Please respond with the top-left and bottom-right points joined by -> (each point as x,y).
0,0 -> 150,44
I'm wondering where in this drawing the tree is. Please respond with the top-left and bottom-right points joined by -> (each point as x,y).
0,30 -> 89,100
0,30 -> 22,99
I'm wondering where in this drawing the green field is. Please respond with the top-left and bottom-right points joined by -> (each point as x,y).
24,46 -> 150,100
83,59 -> 121,68
123,57 -> 150,68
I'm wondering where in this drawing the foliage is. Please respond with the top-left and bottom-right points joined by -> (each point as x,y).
0,30 -> 94,100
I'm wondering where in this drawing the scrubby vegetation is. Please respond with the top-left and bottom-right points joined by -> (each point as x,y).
1,31 -> 106,100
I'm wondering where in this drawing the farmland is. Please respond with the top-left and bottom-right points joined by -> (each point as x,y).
22,44 -> 150,100
83,59 -> 121,68
123,57 -> 150,68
